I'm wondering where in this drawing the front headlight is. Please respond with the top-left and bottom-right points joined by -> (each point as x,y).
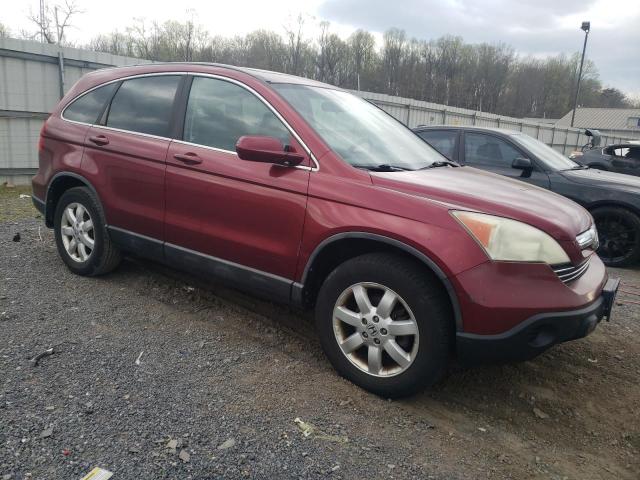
451,211 -> 570,264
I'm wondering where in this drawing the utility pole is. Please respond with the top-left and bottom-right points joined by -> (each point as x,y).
39,0 -> 46,42
570,21 -> 590,127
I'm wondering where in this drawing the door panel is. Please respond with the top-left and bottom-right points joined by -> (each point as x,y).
81,75 -> 182,240
164,75 -> 310,280
610,147 -> 640,175
82,127 -> 169,239
165,143 -> 309,279
462,131 -> 550,188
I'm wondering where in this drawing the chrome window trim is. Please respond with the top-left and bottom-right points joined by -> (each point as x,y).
170,139 -> 315,172
173,138 -> 238,156
89,123 -> 172,142
60,72 -> 187,128
59,70 -> 319,172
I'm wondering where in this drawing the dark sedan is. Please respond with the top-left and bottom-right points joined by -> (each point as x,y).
571,142 -> 640,176
414,125 -> 640,267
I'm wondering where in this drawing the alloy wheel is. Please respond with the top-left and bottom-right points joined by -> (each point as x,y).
332,282 -> 420,377
60,202 -> 95,263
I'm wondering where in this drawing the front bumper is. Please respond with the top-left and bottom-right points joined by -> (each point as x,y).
457,277 -> 619,364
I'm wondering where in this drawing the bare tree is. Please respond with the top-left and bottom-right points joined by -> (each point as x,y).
380,28 -> 406,95
84,16 -> 635,119
27,0 -> 82,45
0,23 -> 9,38
346,29 -> 376,89
316,22 -> 347,85
283,14 -> 313,76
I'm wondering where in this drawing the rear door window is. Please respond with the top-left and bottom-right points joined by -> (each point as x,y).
183,76 -> 290,151
106,76 -> 181,137
416,130 -> 457,160
613,147 -> 630,158
63,83 -> 118,124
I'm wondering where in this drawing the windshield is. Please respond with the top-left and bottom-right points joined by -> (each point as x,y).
272,84 -> 446,170
510,133 -> 579,171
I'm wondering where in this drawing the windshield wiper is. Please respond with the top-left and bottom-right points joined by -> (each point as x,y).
353,164 -> 413,172
418,159 -> 460,169
565,164 -> 589,171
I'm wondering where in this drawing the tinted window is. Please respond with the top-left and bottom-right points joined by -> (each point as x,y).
621,147 -> 640,160
511,133 -> 577,170
464,133 -> 523,168
417,130 -> 457,160
613,147 -> 630,158
64,83 -> 117,123
106,76 -> 180,137
183,77 -> 290,151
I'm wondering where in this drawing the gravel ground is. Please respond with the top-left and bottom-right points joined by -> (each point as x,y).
1,192 -> 639,479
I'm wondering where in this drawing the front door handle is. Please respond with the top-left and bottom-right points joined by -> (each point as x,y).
173,152 -> 202,165
88,135 -> 109,146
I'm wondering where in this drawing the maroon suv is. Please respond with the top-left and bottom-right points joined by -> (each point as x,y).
32,64 -> 619,397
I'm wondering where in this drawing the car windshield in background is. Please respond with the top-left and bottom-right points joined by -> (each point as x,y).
511,133 -> 579,171
272,84 -> 445,171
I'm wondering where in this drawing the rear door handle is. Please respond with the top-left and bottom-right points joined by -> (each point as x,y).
173,152 -> 202,165
88,135 -> 109,146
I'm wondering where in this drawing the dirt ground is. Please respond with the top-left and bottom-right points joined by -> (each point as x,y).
1,186 -> 639,479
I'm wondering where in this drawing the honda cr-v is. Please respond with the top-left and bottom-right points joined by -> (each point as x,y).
32,64 -> 618,397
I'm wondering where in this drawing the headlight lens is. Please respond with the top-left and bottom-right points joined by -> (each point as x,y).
451,211 -> 570,264
576,225 -> 599,250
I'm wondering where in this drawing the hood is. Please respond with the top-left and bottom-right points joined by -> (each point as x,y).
371,167 -> 591,241
561,168 -> 640,193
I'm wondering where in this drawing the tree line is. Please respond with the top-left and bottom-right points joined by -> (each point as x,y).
2,9 -> 637,119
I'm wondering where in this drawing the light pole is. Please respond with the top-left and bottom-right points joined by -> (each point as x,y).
570,21 -> 590,127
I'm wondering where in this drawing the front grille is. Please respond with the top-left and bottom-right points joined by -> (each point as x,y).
552,258 -> 590,283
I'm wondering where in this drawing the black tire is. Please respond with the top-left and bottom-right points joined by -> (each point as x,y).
315,253 -> 452,398
592,206 -> 640,267
53,187 -> 121,276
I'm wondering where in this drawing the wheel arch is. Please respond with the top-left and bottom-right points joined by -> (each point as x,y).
45,172 -> 103,227
296,232 -> 462,331
587,200 -> 640,218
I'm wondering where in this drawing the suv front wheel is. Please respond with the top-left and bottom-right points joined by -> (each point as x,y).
592,206 -> 640,267
315,253 -> 452,398
54,187 -> 121,276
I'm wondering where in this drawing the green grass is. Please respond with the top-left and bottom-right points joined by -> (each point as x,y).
0,185 -> 40,222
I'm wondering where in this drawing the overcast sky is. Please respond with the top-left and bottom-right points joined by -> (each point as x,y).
3,0 -> 639,96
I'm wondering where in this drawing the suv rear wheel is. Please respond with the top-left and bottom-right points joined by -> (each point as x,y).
54,187 -> 121,276
315,253 -> 451,398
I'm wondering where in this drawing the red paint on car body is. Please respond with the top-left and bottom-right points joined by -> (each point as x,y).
32,63 -> 609,341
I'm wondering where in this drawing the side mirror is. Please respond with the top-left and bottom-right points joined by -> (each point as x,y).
512,157 -> 532,170
236,136 -> 304,167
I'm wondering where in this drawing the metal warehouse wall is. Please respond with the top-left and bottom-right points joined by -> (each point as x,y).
351,91 -> 634,154
0,38 -> 150,184
0,37 -> 634,184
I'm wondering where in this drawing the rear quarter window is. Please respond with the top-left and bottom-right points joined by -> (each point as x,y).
63,83 -> 118,124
